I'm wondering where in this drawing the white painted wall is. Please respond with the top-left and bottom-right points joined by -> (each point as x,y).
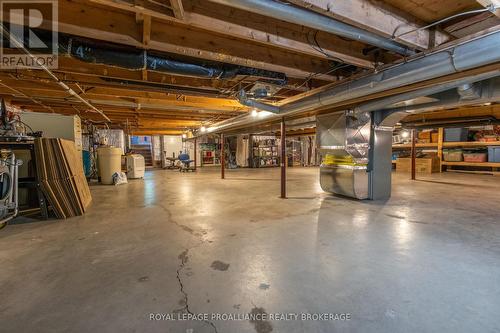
162,135 -> 183,159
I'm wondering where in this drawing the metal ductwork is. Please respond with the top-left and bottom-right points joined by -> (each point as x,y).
317,111 -> 371,199
1,27 -> 288,84
354,70 -> 500,114
206,30 -> 500,135
457,83 -> 482,100
237,90 -> 280,113
377,77 -> 500,127
208,0 -> 414,56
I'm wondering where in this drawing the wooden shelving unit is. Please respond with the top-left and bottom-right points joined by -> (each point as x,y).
442,141 -> 500,148
392,143 -> 438,149
392,128 -> 500,173
441,161 -> 500,167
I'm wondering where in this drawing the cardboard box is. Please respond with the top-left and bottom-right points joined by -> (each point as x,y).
418,131 -> 431,140
396,157 -> 440,173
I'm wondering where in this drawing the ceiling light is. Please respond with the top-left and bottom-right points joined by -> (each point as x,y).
200,126 -> 206,132
401,130 -> 410,138
251,109 -> 258,117
182,133 -> 187,139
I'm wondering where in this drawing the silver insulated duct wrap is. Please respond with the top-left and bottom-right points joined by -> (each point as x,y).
317,111 -> 371,199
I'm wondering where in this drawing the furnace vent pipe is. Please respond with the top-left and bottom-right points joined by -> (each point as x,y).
208,0 -> 414,56
207,30 -> 500,134
354,70 -> 500,114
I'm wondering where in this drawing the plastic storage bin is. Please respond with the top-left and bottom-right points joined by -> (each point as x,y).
463,152 -> 487,163
443,149 -> 463,162
444,128 -> 468,142
488,146 -> 500,162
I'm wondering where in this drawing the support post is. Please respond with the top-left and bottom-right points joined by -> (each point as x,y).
410,129 -> 416,180
221,133 -> 225,179
280,117 -> 286,199
194,138 -> 197,171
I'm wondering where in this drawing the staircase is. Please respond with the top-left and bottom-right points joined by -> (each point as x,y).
131,144 -> 153,167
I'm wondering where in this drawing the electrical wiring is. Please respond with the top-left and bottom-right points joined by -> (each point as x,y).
276,63 -> 353,97
306,30 -> 348,64
393,5 -> 499,40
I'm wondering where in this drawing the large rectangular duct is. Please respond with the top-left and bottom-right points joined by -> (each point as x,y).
317,111 -> 371,199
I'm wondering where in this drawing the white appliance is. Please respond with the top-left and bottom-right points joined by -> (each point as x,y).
21,112 -> 83,164
126,154 -> 145,179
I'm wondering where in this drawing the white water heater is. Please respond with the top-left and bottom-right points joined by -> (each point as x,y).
126,154 -> 145,179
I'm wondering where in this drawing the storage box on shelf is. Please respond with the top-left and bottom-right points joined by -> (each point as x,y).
488,146 -> 500,163
443,149 -> 463,162
444,128 -> 468,142
463,150 -> 488,163
396,156 -> 440,174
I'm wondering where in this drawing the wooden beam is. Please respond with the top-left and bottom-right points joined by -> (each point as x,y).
285,0 -> 451,50
170,0 -> 185,20
3,57 -> 313,95
0,75 -> 248,111
3,91 -> 247,113
141,14 -> 151,47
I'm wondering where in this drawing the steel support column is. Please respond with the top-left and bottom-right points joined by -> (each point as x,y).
194,138 -> 197,171
411,129 -> 417,180
221,133 -> 225,179
280,117 -> 286,199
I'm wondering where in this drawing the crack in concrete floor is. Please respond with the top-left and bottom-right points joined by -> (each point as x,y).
158,204 -> 219,333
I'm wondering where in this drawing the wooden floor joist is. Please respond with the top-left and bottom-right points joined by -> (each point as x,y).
0,0 -> 497,132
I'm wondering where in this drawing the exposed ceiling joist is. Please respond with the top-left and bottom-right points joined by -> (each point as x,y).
90,0 -> 375,68
50,0 -> 337,80
169,0 -> 185,19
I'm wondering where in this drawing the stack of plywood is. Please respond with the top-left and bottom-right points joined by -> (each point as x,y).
35,138 -> 92,219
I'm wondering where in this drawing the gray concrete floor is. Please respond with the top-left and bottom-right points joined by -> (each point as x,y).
1,167 -> 500,333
